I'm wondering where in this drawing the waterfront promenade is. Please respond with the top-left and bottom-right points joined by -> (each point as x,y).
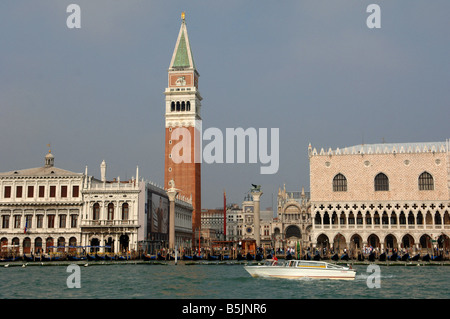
2,259 -> 450,268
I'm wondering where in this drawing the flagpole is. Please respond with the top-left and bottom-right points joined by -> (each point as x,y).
223,189 -> 226,241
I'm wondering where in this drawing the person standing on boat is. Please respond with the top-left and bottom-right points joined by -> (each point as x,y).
273,255 -> 278,265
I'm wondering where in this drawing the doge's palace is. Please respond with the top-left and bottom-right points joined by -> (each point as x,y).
309,140 -> 450,257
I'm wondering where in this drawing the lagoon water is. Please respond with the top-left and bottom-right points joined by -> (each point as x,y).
0,262 -> 449,299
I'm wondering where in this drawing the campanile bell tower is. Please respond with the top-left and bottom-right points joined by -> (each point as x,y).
164,12 -> 202,243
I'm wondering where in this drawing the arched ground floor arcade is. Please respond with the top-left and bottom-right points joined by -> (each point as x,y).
0,234 -> 82,256
312,230 -> 450,258
0,229 -> 140,256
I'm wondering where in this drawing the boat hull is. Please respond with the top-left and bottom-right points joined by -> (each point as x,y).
244,265 -> 356,280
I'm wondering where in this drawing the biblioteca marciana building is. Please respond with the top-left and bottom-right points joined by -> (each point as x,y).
0,151 -> 193,256
309,140 -> 450,256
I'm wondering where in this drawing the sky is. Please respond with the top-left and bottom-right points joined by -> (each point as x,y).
1,1 -> 449,211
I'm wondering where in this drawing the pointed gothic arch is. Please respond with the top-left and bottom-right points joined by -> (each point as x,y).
314,212 -> 322,225
350,234 -> 363,250
317,234 -> 330,250
333,233 -> 347,252
367,234 -> 380,249
401,234 -> 415,249
384,234 -> 398,250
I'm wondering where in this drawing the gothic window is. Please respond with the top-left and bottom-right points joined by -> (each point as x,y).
356,212 -> 363,225
339,212 -> 345,224
176,101 -> 181,112
348,212 -> 355,224
171,102 -> 175,112
390,212 -> 397,225
314,212 -> 322,225
181,101 -> 185,111
399,212 -> 406,224
374,212 -> 380,224
435,212 -> 442,225
323,212 -> 330,224
186,101 -> 191,111
374,173 -> 389,191
332,173 -> 347,192
416,211 -> 423,225
418,172 -> 434,190
365,212 -> 372,225
382,212 -> 389,225
408,212 -> 415,225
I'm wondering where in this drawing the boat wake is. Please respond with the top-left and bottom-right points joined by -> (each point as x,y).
355,273 -> 395,281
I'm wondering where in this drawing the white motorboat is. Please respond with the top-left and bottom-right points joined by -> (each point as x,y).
244,259 -> 356,280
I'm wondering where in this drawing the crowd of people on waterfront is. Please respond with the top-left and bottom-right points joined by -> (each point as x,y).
150,243 -> 450,261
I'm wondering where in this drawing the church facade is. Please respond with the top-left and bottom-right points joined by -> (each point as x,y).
272,186 -> 312,251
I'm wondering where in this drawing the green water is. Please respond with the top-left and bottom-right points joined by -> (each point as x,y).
0,263 -> 448,299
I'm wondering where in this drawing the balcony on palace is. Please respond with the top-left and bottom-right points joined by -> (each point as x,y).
81,220 -> 138,227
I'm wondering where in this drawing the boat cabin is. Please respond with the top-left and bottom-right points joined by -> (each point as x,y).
264,259 -> 348,270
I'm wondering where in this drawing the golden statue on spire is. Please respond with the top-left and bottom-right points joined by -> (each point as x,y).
181,11 -> 185,21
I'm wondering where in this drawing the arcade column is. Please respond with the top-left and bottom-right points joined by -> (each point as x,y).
251,190 -> 263,247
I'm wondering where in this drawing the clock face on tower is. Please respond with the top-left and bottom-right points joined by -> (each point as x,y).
246,227 -> 253,234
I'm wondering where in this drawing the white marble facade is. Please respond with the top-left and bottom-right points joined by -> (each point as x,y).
0,152 -> 84,255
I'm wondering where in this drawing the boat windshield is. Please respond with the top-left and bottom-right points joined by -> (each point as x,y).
263,260 -> 348,269
281,260 -> 329,268
264,260 -> 283,266
296,261 -> 326,268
